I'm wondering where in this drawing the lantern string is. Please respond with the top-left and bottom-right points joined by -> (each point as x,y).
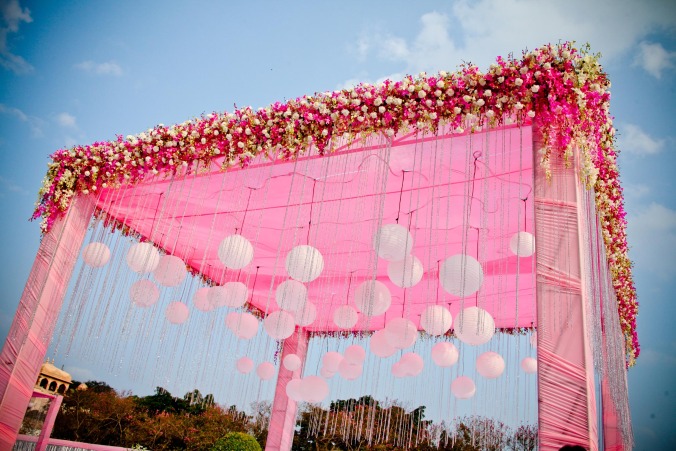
395,171 -> 406,224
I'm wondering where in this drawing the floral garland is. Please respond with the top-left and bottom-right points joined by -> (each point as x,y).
31,42 -> 638,364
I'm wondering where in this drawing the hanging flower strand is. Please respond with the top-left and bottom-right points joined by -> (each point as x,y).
31,41 -> 639,365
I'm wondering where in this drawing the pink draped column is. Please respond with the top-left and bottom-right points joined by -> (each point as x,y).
265,329 -> 309,451
533,130 -> 598,450
0,195 -> 94,449
35,394 -> 63,451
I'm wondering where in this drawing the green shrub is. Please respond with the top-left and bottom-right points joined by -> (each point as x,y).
211,432 -> 262,451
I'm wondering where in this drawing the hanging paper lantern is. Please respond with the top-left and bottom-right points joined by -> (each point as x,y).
225,312 -> 259,339
391,362 -> 407,378
275,280 -> 308,312
334,305 -> 359,329
256,362 -> 276,380
236,357 -> 254,374
285,378 -> 303,401
208,282 -> 248,308
399,352 -> 424,377
451,376 -> 476,399
286,245 -> 324,283
476,351 -> 505,379
82,242 -> 111,267
385,317 -> 417,349
510,231 -> 535,257
454,306 -> 495,346
373,224 -> 413,261
294,301 -> 317,327
322,352 -> 344,373
283,354 -> 302,372
193,287 -> 214,312
344,345 -> 366,365
302,376 -> 330,402
370,329 -> 397,358
218,234 -> 254,269
530,331 -> 537,349
420,305 -> 453,336
130,280 -> 160,307
387,255 -> 424,288
338,359 -> 363,381
439,254 -> 484,297
165,301 -> 189,324
126,242 -> 161,273
431,342 -> 459,367
263,310 -> 296,340
153,255 -> 187,287
521,357 -> 537,374
319,366 -> 335,379
354,280 -> 391,317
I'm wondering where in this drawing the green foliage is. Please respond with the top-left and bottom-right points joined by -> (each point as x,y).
211,432 -> 262,451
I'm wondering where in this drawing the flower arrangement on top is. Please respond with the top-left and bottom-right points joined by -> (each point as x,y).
31,42 -> 638,365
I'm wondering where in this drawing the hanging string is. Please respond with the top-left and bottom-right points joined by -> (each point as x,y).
395,171 -> 406,224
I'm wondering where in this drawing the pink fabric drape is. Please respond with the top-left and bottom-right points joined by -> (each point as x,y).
35,394 -> 62,451
0,195 -> 94,450
266,330 -> 309,451
16,435 -> 129,451
533,130 -> 598,450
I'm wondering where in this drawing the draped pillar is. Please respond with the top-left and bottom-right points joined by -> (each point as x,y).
0,195 -> 94,449
35,394 -> 63,451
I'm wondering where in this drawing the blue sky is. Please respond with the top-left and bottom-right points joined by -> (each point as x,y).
0,0 -> 674,448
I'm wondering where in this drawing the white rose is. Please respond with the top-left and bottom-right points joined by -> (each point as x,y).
531,85 -> 540,93
515,78 -> 523,86
418,90 -> 427,98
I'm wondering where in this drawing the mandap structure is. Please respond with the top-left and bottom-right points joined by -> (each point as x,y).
0,43 -> 635,450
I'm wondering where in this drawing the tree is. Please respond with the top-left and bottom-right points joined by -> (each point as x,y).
212,431 -> 262,451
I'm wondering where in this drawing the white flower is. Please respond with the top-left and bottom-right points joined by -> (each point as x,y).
201,138 -> 207,144
476,99 -> 485,107
245,128 -> 252,135
446,89 -> 454,96
429,112 -> 437,120
514,78 -> 523,86
341,109 -> 349,116
435,89 -> 442,97
483,89 -> 492,97
531,85 -> 540,93
378,106 -> 386,114
463,95 -> 472,103
515,102 -> 524,110
418,90 -> 427,98
407,85 -> 415,92
486,110 -> 495,118
374,97 -> 383,106
453,107 -> 462,114
527,110 -> 536,118
321,129 -> 328,136
425,99 -> 432,107
436,80 -> 445,89
386,129 -> 395,136
370,112 -> 377,119
520,66 -> 528,75
237,142 -> 245,148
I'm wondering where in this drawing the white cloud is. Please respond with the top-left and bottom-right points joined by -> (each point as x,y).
623,182 -> 651,201
55,112 -> 77,128
627,202 -> 676,279
0,103 -> 42,136
65,366 -> 95,382
0,0 -> 33,74
633,41 -> 676,79
74,60 -> 123,76
619,124 -> 665,156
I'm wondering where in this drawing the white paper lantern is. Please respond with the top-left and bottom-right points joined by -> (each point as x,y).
236,356 -> 254,374
130,280 -> 160,307
283,354 -> 302,372
127,242 -> 161,273
431,342 -> 459,367
263,310 -> 296,340
319,367 -> 335,379
388,255 -> 424,288
294,301 -> 317,327
454,306 -> 495,346
225,312 -> 259,339
354,280 -> 391,317
370,329 -> 397,358
521,357 -> 537,374
286,245 -> 324,282
476,351 -> 505,379
153,255 -> 187,287
82,242 -> 111,267
451,376 -> 476,399
208,282 -> 248,308
373,224 -> 413,261
275,280 -> 308,312
439,254 -> 484,297
385,317 -> 418,349
338,359 -> 363,381
285,378 -> 303,401
302,376 -> 330,402
165,301 -> 189,324
344,345 -> 366,365
193,287 -> 214,312
399,352 -> 424,377
510,231 -> 535,257
420,305 -> 453,336
256,362 -> 276,380
218,234 -> 254,269
334,305 -> 359,329
530,331 -> 537,349
322,352 -> 344,373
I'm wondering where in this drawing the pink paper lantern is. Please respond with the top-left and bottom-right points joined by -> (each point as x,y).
354,280 -> 391,317
263,310 -> 296,340
82,242 -> 111,267
333,305 -> 359,329
385,317 -> 417,349
454,306 -> 495,346
153,255 -> 187,287
338,359 -> 363,380
208,282 -> 248,308
302,376 -> 330,402
126,242 -> 160,273
420,305 -> 453,336
431,342 -> 459,367
476,351 -> 505,379
285,378 -> 303,401
391,361 -> 407,378
399,352 -> 424,377
257,362 -> 276,380
521,357 -> 537,374
130,280 -> 160,307
510,231 -> 535,257
193,287 -> 214,312
225,312 -> 259,339
387,255 -> 423,288
236,357 -> 254,374
165,301 -> 189,324
283,353 -> 302,372
439,254 -> 484,297
286,245 -> 324,283
369,329 -> 397,358
451,376 -> 476,399
344,345 -> 366,365
322,351 -> 344,373
275,279 -> 308,312
218,234 -> 253,269
373,223 -> 413,261
294,301 -> 317,327
319,366 -> 335,379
